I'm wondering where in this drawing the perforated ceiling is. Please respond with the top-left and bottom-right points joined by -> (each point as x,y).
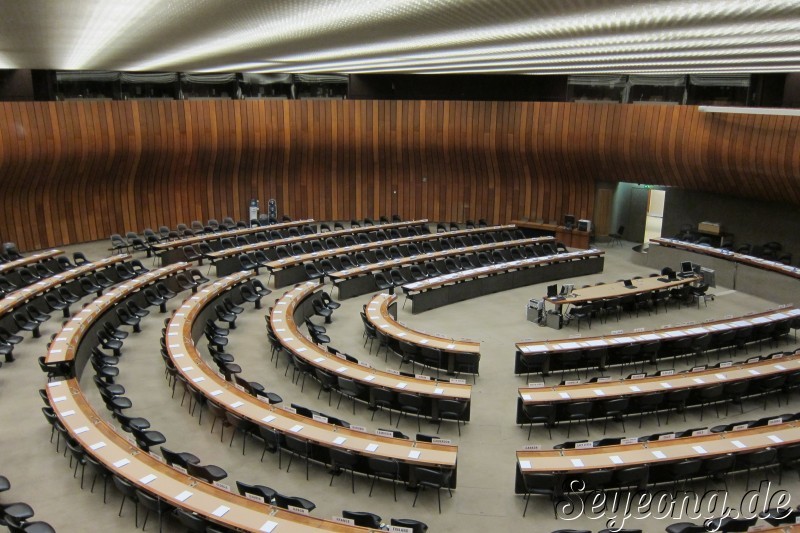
1,0 -> 799,74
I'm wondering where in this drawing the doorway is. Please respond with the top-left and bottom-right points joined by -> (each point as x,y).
644,189 -> 666,243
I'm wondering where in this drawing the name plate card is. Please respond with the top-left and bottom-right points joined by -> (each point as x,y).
212,481 -> 231,492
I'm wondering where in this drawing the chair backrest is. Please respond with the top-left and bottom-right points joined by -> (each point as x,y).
342,511 -> 382,528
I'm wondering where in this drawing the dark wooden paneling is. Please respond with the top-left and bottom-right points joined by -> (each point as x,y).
1,101 -> 798,251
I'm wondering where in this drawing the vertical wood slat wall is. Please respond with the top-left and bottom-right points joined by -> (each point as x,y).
0,100 -> 798,251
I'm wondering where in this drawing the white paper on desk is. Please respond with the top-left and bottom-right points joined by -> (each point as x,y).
333,437 -> 347,445
557,342 -> 581,350
748,369 -> 761,375
769,435 -> 784,443
571,459 -> 584,467
447,344 -> 456,349
260,521 -> 278,533
113,458 -> 130,468
609,456 -> 624,465
408,450 -> 421,459
660,383 -> 673,389
693,446 -> 708,454
580,340 -> 604,348
366,443 -> 379,452
775,364 -> 787,370
296,347 -> 307,353
731,440 -> 747,449
629,386 -> 641,392
523,345 -> 548,353
262,415 -> 276,423
52,396 -> 66,403
558,392 -> 570,399
230,401 -> 243,409
290,424 -> 303,433
192,377 -> 205,383
751,317 -> 769,324
60,410 -> 75,417
732,320 -> 751,327
173,354 -> 184,359
175,491 -> 193,502
364,375 -> 376,381
335,366 -> 347,373
397,332 -> 407,337
181,366 -> 193,371
211,505 -> 230,517
709,324 -> 730,331
313,357 -> 325,363
50,350 -> 62,354
210,390 -> 223,396
90,442 -> 106,451
593,390 -> 605,396
688,327 -> 708,334
519,460 -> 532,469
521,394 -> 532,401
652,450 -> 667,459
275,328 -> 285,332
663,331 -> 684,338
139,474 -> 157,484
74,426 -> 89,434
434,388 -> 444,394
397,382 -> 407,389
693,378 -> 705,384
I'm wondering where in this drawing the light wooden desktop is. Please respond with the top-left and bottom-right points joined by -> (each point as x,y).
44,266 -> 369,532
516,421 -> 800,473
46,262 -> 190,364
514,306 -> 800,375
0,248 -> 62,275
270,281 -> 472,409
0,255 -> 130,317
545,274 -> 699,310
518,351 -> 800,405
365,292 -> 480,374
168,273 -> 460,470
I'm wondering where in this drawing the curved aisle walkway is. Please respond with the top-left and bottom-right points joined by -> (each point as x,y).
3,237 -> 800,532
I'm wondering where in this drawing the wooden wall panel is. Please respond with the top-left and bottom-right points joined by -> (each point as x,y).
1,100 -> 799,251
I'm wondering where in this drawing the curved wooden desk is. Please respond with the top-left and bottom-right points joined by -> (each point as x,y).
515,421 -> 800,491
515,351 -> 800,424
46,262 -> 190,366
0,248 -> 63,275
403,249 -> 605,313
168,273 -> 459,481
331,236 -> 554,299
648,238 -> 800,304
46,380 -> 367,532
261,224 -> 515,288
153,219 -> 315,265
45,268 -> 370,532
514,306 -> 800,375
651,238 -> 800,280
271,281 -> 472,421
208,219 -> 432,276
0,255 -> 130,318
365,293 -> 480,375
545,274 -> 700,310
